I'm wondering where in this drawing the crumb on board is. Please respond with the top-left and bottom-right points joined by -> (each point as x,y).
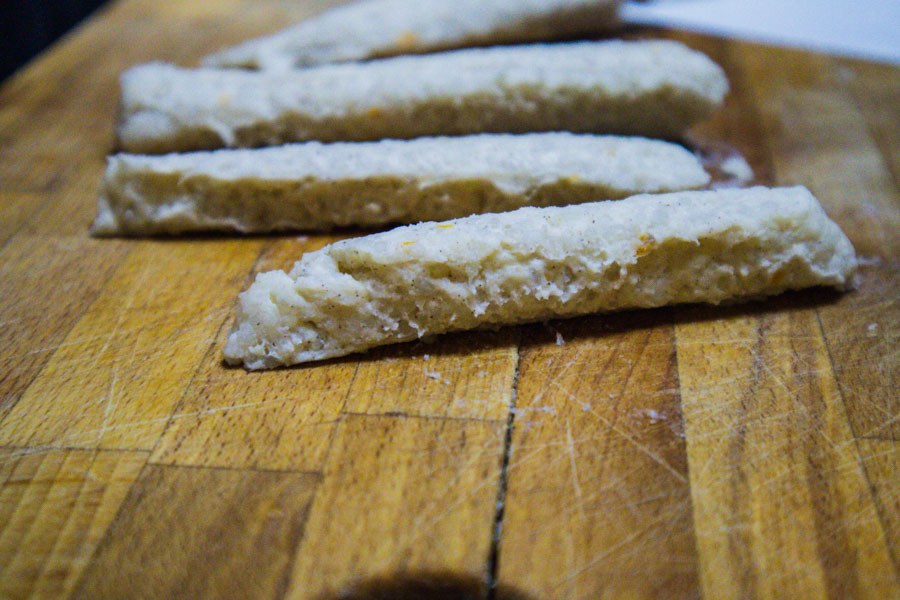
857,256 -> 882,268
720,154 -> 754,183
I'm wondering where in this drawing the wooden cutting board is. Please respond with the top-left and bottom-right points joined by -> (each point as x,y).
0,1 -> 897,598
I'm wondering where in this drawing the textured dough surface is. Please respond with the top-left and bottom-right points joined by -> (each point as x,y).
93,133 -> 710,235
204,0 -> 620,70
118,40 -> 729,154
223,186 -> 857,369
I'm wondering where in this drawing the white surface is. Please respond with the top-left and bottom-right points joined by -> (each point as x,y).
624,0 -> 900,64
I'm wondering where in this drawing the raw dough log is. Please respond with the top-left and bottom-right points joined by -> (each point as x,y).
224,186 -> 857,369
93,133 -> 709,235
118,40 -> 729,154
204,0 -> 622,70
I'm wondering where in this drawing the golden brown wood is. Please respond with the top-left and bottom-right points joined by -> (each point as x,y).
0,449 -> 147,599
835,58 -> 900,187
0,1 -> 897,598
0,194 -> 44,247
676,302 -> 898,599
857,439 -> 900,567
497,313 -> 698,599
0,239 -> 264,450
72,464 -> 319,599
151,238 -> 357,472
342,329 -> 518,421
0,234 -> 125,422
287,414 -> 506,599
817,270 -> 899,439
738,45 -> 900,441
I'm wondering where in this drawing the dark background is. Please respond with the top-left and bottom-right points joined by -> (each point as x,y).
1,0 -> 109,82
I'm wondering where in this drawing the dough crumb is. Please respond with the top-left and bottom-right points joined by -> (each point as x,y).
720,155 -> 754,183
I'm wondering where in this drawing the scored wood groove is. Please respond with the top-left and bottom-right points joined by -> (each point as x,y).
498,312 -> 697,599
0,240 -> 265,451
341,411 -> 507,424
737,41 -> 899,446
485,336 -> 523,598
150,238 -> 362,473
339,328 -> 519,421
286,414 -> 507,599
143,236 -> 270,456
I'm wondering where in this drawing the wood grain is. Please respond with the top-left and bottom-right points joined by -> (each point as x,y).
738,44 -> 900,441
0,193 -> 43,247
0,449 -> 147,599
0,1 -> 897,598
150,238 -> 356,472
676,301 -> 898,599
0,233 -> 123,421
497,313 -> 698,599
857,439 -> 900,567
836,58 -> 900,187
287,414 -> 506,599
72,464 -> 319,599
342,328 -> 518,421
0,240 -> 264,450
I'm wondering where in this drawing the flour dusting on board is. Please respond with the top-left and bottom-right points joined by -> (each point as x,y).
632,408 -> 686,439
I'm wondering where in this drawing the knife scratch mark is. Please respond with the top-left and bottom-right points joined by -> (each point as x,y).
584,407 -> 687,484
53,400 -> 289,447
565,418 -> 586,521
96,373 -> 118,445
860,411 -> 900,438
89,264 -> 151,444
407,426 -> 508,538
551,513 -> 666,588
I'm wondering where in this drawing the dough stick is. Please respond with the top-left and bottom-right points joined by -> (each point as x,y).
204,0 -> 622,70
118,40 -> 728,154
224,186 -> 857,369
93,133 -> 709,235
